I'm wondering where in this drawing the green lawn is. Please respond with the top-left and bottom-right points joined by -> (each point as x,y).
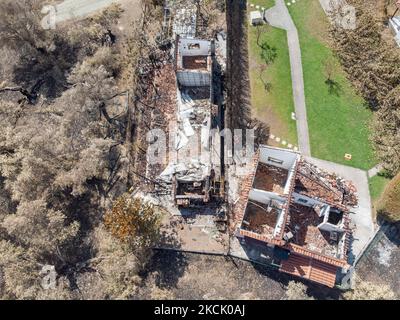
248,24 -> 298,145
288,0 -> 376,170
369,175 -> 391,202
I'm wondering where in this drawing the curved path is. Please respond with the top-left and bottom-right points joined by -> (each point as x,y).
264,0 -> 311,156
262,1 -> 376,264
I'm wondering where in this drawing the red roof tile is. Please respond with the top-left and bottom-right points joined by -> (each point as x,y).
239,229 -> 284,246
231,151 -> 260,231
285,243 -> 349,268
280,254 -> 338,288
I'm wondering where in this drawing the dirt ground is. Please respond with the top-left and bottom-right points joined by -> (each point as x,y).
158,209 -> 229,254
139,224 -> 400,300
355,222 -> 400,297
114,0 -> 143,37
138,251 -> 342,300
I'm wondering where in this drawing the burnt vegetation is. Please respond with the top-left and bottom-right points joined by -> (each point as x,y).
329,0 -> 400,177
225,0 -> 269,146
0,0 -> 172,299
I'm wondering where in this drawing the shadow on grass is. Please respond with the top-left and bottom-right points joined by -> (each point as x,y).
325,78 -> 342,96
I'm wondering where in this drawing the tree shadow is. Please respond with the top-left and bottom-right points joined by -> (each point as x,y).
305,281 -> 343,300
260,42 -> 277,65
12,37 -> 81,100
250,261 -> 290,287
139,218 -> 189,290
325,78 -> 342,96
140,249 -> 189,290
378,220 -> 400,246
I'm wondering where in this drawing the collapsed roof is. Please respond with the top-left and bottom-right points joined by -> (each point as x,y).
171,2 -> 197,38
158,4 -> 215,206
235,146 -> 356,287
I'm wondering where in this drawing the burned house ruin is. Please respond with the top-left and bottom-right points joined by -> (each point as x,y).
235,146 -> 353,287
158,0 -> 223,207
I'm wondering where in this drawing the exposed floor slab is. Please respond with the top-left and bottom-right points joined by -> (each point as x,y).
159,208 -> 229,254
229,236 -> 276,266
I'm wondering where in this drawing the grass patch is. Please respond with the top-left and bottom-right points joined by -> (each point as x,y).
288,0 -> 376,170
248,24 -> 297,145
369,175 -> 391,202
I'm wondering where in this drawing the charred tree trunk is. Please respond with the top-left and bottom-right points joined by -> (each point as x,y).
225,0 -> 251,132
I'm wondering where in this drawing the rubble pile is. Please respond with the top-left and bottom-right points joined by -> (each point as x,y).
153,64 -> 178,125
242,201 -> 278,237
289,204 -> 338,257
253,163 -> 287,194
214,31 -> 227,71
299,161 -> 358,207
335,177 -> 358,207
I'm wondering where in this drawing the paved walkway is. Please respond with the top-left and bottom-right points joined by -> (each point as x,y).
368,163 -> 384,178
264,0 -> 311,156
317,0 -> 380,259
47,0 -> 119,25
